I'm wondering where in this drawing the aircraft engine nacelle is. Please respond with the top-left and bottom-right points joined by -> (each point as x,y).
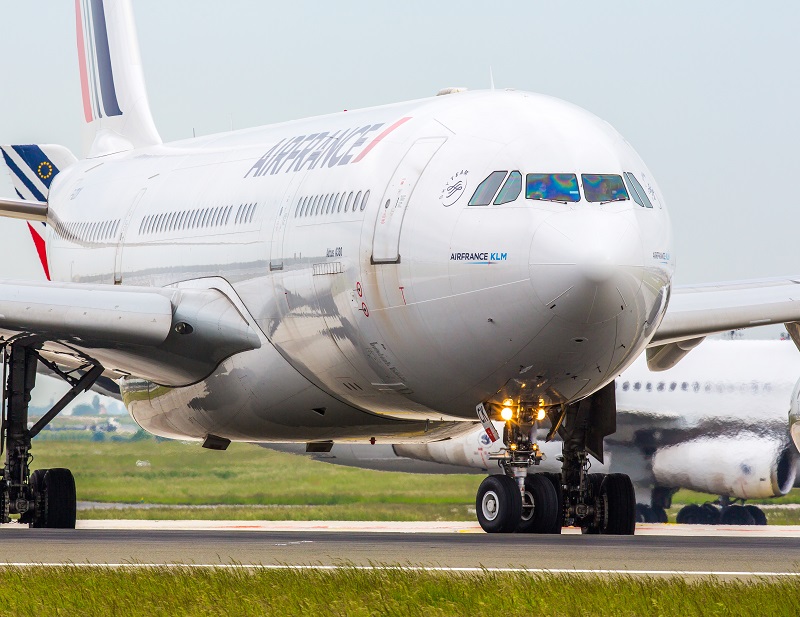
394,425 -> 565,474
789,374 -> 800,454
651,433 -> 797,499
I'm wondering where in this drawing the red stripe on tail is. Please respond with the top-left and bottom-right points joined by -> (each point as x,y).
75,0 -> 93,123
27,223 -> 51,281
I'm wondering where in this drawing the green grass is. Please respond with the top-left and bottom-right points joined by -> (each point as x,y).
0,568 -> 797,616
28,438 -> 800,522
31,439 -> 482,518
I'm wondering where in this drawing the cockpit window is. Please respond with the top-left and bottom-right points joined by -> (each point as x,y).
493,171 -> 522,205
525,173 -> 580,203
623,172 -> 653,208
582,174 -> 628,203
469,171 -> 507,206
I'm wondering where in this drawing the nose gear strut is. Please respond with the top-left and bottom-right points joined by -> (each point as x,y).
474,381 -> 635,535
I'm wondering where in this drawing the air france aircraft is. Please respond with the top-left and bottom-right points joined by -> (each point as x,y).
2,0 -> 800,535
269,338 -> 800,526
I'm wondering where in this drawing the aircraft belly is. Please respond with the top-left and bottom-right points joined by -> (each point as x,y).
124,342 -> 474,443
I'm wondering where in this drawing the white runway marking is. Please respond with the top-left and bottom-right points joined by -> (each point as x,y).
0,563 -> 796,577
64,520 -> 800,537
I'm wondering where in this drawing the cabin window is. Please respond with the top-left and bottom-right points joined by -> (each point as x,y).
361,190 -> 370,211
493,171 -> 522,205
582,174 -> 628,203
624,172 -> 653,208
344,192 -> 354,212
353,191 -> 363,212
469,171 -> 507,206
526,173 -> 580,203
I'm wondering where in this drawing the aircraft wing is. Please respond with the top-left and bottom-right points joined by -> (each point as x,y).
647,277 -> 800,370
0,280 -> 261,386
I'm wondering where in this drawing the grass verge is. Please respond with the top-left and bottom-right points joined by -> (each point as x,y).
29,438 -> 800,522
1,567 -> 798,616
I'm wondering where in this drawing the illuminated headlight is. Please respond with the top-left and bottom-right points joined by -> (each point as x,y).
500,407 -> 514,421
536,408 -> 546,421
502,398 -> 514,407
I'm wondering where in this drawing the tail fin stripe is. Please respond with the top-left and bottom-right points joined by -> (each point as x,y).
75,0 -> 93,122
0,149 -> 46,202
26,222 -> 51,281
10,146 -> 62,189
83,1 -> 103,120
89,0 -> 122,118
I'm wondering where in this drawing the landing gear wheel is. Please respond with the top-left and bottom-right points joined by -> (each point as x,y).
603,473 -> 636,535
744,505 -> 767,526
701,503 -> 721,525
720,504 -> 755,526
676,504 -> 704,524
516,474 -> 560,534
581,473 -> 606,535
25,469 -> 48,528
651,506 -> 668,523
540,472 -> 564,531
476,475 -> 522,533
40,469 -> 77,529
636,504 -> 653,523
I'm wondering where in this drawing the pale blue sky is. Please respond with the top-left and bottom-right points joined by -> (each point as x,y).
1,1 -> 799,285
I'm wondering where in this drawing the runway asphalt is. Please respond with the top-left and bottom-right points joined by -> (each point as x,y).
0,522 -> 798,576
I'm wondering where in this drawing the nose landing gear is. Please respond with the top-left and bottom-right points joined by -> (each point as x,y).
475,382 -> 636,535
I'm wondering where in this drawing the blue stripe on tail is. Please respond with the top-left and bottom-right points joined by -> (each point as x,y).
90,0 -> 122,118
10,145 -> 61,189
0,149 -> 47,202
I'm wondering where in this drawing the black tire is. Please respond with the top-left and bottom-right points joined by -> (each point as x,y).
676,504 -> 705,524
719,504 -> 755,526
701,503 -> 721,525
540,472 -> 564,531
41,468 -> 77,529
603,473 -> 636,535
744,505 -> 767,526
636,504 -> 654,523
651,505 -> 669,524
476,475 -> 522,533
517,474 -> 560,534
581,473 -> 606,534
27,469 -> 48,528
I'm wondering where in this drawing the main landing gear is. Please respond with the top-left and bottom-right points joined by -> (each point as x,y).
475,382 -> 636,535
676,498 -> 767,526
1,338 -> 102,528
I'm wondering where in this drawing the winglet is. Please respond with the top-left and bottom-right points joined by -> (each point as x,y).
75,0 -> 161,158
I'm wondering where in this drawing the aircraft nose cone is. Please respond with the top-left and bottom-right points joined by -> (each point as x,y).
529,211 -> 645,324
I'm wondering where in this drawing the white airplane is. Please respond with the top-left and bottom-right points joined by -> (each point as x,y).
3,0 -> 800,535
269,338 -> 800,526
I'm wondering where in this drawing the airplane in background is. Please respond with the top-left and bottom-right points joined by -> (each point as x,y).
3,0 -> 800,536
268,338 -> 800,526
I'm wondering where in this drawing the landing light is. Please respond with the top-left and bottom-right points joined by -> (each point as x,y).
500,407 -> 514,421
502,398 -> 514,407
536,408 -> 546,421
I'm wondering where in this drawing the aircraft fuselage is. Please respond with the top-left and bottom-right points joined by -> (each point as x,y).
45,90 -> 673,442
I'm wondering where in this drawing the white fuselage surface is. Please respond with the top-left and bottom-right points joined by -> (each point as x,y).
45,91 -> 672,442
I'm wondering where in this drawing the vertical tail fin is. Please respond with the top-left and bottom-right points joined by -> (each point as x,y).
1,144 -> 78,281
75,0 -> 161,157
1,145 -> 77,202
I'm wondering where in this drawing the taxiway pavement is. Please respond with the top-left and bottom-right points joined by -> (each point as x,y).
0,522 -> 798,576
